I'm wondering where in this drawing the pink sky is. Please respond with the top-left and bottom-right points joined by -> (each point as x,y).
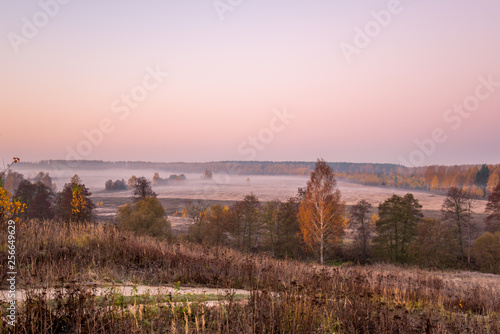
1,0 -> 499,166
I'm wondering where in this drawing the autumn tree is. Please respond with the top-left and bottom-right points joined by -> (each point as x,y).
56,175 -> 94,222
298,159 -> 345,264
373,194 -> 423,264
0,185 -> 26,223
117,197 -> 172,239
485,182 -> 500,233
128,175 -> 138,188
441,186 -> 477,265
349,199 -> 372,263
132,176 -> 156,202
0,157 -> 26,223
14,180 -> 55,220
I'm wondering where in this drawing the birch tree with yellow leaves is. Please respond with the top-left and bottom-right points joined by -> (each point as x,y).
298,159 -> 345,264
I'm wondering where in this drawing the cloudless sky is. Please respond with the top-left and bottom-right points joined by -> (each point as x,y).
1,0 -> 499,166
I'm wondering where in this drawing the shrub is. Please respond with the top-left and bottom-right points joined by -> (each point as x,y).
116,197 -> 171,239
472,231 -> 500,274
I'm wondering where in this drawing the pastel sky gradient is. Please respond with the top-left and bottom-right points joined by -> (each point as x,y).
1,0 -> 499,166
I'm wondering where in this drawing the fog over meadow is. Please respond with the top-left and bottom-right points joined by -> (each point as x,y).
14,167 -> 486,212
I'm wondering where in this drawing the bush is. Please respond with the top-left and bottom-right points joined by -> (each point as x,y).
116,197 -> 171,239
472,231 -> 500,274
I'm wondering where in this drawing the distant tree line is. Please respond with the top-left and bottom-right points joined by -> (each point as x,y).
341,164 -> 500,198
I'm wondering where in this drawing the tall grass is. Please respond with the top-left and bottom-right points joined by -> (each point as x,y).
1,220 -> 499,333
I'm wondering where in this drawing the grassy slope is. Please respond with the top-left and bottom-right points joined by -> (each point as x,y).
1,220 -> 499,333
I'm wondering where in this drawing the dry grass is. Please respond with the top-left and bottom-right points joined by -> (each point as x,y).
1,220 -> 499,333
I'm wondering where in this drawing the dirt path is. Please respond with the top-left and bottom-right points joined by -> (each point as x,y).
0,285 -> 250,302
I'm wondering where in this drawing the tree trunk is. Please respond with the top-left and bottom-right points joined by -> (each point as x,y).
320,231 -> 324,265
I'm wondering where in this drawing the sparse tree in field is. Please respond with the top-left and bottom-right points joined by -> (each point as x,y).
298,159 -> 345,264
152,172 -> 162,185
229,194 -> 261,251
485,182 -> 500,233
132,176 -> 156,202
441,186 -> 477,265
128,175 -> 138,188
349,199 -> 372,263
203,169 -> 213,179
14,180 -> 55,220
117,197 -> 172,239
105,179 -> 127,191
410,218 -> 459,268
472,231 -> 500,274
373,194 -> 423,264
56,175 -> 94,222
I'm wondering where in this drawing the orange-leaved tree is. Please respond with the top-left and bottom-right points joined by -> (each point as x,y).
0,157 -> 26,223
298,159 -> 345,264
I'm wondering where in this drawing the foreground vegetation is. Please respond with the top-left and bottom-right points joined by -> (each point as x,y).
1,220 -> 499,333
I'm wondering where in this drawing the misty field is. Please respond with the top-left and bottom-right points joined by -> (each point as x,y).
14,167 -> 489,237
14,167 -> 488,214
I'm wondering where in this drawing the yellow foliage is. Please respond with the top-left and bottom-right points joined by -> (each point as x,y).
71,186 -> 87,219
0,186 -> 26,223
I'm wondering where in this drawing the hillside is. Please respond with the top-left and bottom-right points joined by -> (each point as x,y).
1,220 -> 498,333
